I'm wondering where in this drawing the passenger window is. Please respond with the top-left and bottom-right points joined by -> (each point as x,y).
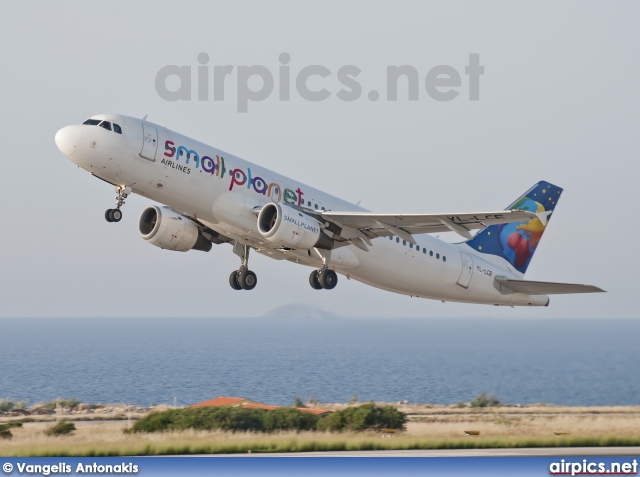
402,240 -> 406,246
443,256 -> 446,262
113,123 -> 122,134
99,121 -> 112,131
436,253 -> 440,259
416,246 -> 420,252
314,204 -> 318,210
423,249 -> 426,254
83,119 -> 101,126
308,201 -> 311,206
430,251 -> 433,257
409,243 -> 413,249
396,237 -> 399,243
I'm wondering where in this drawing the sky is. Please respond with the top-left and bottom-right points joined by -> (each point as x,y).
0,1 -> 637,318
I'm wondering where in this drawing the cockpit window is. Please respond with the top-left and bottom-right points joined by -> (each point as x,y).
83,118 -> 122,134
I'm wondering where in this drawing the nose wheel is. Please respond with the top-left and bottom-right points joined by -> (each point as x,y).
229,243 -> 258,290
105,186 -> 131,223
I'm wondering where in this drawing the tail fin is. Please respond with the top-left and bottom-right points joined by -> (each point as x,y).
465,181 -> 563,275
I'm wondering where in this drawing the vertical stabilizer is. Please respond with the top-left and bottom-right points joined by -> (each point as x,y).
465,181 -> 563,275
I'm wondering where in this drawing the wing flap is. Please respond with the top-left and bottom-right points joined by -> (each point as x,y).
320,210 -> 538,239
495,277 -> 606,295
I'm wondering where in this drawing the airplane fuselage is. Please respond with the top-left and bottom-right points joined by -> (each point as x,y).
55,114 -> 549,307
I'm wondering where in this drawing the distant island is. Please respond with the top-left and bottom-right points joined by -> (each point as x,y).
262,303 -> 336,319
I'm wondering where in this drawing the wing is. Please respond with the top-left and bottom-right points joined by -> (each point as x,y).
495,277 -> 606,295
310,209 -> 544,250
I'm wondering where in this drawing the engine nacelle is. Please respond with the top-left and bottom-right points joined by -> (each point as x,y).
138,206 -> 212,252
257,202 -> 333,249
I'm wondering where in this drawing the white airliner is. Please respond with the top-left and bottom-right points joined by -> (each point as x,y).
54,114 -> 604,306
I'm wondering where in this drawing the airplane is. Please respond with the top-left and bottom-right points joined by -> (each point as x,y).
54,114 -> 604,307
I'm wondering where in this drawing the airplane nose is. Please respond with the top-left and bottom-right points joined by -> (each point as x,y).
55,126 -> 81,156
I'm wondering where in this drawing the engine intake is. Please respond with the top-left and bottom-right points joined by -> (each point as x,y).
139,206 -> 212,252
257,202 -> 333,249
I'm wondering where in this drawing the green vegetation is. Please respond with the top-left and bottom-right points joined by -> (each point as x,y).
4,435 -> 640,457
0,399 -> 28,412
42,399 -> 82,412
44,421 -> 76,436
31,398 -> 82,412
129,403 -> 406,434
2,403 -> 639,457
470,392 -> 501,408
293,396 -> 305,408
317,402 -> 405,432
0,422 -> 22,439
129,406 -> 318,433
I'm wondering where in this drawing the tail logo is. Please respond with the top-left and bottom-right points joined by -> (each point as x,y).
468,182 -> 562,274
502,198 -> 546,269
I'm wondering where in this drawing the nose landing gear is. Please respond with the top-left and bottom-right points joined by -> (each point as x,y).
105,186 -> 131,223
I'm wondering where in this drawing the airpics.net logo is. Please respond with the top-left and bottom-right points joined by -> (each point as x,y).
155,52 -> 484,112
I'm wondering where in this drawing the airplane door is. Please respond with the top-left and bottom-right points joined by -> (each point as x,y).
139,124 -> 158,161
457,252 -> 473,288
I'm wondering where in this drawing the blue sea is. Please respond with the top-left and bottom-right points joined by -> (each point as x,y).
0,317 -> 638,407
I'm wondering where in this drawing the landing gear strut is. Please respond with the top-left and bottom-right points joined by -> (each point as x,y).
105,185 -> 131,223
309,252 -> 338,290
229,243 -> 258,290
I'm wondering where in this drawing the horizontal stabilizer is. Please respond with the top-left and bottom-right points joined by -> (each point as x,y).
495,277 -> 606,295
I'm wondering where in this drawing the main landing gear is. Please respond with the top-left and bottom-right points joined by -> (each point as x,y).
105,185 -> 131,223
309,267 -> 338,290
229,243 -> 257,290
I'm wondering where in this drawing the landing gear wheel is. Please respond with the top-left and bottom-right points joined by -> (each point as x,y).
238,270 -> 257,290
105,186 -> 131,223
309,270 -> 322,290
319,269 -> 338,290
105,209 -> 122,222
229,271 -> 242,290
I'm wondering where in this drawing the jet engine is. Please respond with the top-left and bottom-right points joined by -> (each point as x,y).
257,202 -> 334,249
138,206 -> 212,252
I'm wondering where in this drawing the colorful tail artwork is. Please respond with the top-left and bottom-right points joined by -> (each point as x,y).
466,181 -> 563,275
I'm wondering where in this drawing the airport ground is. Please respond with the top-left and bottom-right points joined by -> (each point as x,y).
1,404 -> 639,457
